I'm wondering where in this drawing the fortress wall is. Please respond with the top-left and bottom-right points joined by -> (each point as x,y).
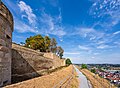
11,43 -> 65,83
0,2 -> 14,87
44,53 -> 66,68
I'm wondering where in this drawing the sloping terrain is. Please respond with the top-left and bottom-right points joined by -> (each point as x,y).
80,69 -> 117,88
4,65 -> 78,88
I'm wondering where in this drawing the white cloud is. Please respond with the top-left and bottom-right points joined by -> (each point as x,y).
15,1 -> 66,37
76,27 -> 105,40
93,53 -> 100,55
97,40 -> 105,45
97,44 -> 109,49
64,52 -> 81,55
78,45 -> 91,51
114,41 -> 120,47
91,56 -> 95,59
14,18 -> 38,33
90,35 -> 96,40
18,1 -> 36,24
38,10 -> 66,37
90,0 -> 120,27
113,31 -> 120,35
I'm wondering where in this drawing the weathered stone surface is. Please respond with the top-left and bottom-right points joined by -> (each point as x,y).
0,1 -> 14,87
0,51 -> 4,58
44,53 -> 66,67
11,43 -> 65,83
0,39 -> 6,46
0,58 -> 3,62
4,53 -> 11,62
0,46 -> 9,53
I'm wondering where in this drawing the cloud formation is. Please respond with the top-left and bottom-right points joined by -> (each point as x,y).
78,45 -> 91,51
14,18 -> 38,33
16,1 -> 66,37
39,10 -> 66,37
64,52 -> 81,55
18,1 -> 36,24
90,0 -> 120,27
97,44 -> 109,49
113,31 -> 120,35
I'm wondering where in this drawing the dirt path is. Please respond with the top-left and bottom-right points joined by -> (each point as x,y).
74,66 -> 92,88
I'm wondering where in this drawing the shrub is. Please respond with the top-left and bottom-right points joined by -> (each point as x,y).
66,58 -> 72,66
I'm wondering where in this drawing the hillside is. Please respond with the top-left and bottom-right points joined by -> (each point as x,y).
4,65 -> 79,88
79,68 -> 117,88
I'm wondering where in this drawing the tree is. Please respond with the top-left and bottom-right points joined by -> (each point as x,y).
25,35 -> 45,52
25,35 -> 64,56
49,38 -> 57,53
91,69 -> 96,73
56,46 -> 64,59
81,64 -> 87,69
66,58 -> 72,66
44,36 -> 51,52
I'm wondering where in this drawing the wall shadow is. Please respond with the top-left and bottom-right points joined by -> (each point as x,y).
11,49 -> 42,84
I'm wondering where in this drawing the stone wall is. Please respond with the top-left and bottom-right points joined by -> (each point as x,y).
0,2 -> 14,87
11,43 -> 65,83
44,53 -> 65,68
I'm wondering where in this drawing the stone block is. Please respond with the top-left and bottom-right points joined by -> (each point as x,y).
0,46 -> 9,53
0,2 -> 13,87
0,58 -> 3,62
0,39 -> 6,46
0,51 -> 4,58
4,53 -> 11,61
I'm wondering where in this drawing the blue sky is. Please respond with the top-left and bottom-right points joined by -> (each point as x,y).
2,0 -> 120,64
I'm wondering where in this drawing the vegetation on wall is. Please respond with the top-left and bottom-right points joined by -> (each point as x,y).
66,58 -> 72,65
25,34 -> 64,58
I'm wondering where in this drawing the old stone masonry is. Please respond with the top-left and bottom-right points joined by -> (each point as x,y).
0,1 -> 14,87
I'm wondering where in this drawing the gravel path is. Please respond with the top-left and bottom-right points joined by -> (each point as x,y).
74,66 -> 92,88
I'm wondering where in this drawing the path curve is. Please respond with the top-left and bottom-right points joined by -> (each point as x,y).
73,66 -> 92,88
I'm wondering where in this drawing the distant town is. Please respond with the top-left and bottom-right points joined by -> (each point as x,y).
76,64 -> 120,87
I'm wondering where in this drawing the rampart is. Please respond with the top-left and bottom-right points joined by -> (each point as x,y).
11,43 -> 65,83
0,2 -> 14,86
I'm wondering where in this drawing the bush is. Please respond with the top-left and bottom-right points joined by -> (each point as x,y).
66,58 -> 72,66
81,64 -> 87,69
91,69 -> 96,73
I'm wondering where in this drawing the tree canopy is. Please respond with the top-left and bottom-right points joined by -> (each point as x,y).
25,34 -> 64,58
25,35 -> 45,52
66,58 -> 72,65
49,38 -> 57,53
81,64 -> 87,69
56,46 -> 64,59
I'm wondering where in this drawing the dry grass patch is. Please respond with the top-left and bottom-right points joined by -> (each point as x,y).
63,68 -> 79,88
80,69 -> 117,88
5,65 -> 79,88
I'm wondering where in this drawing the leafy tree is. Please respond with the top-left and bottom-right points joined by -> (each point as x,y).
56,46 -> 64,59
49,38 -> 57,53
25,35 -> 45,52
25,35 -> 64,58
66,58 -> 72,65
44,36 -> 51,52
81,64 -> 87,69
91,69 -> 96,73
